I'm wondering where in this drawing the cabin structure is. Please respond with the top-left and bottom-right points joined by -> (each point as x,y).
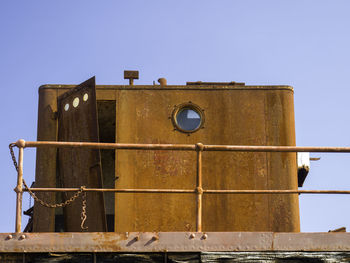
1,71 -> 350,262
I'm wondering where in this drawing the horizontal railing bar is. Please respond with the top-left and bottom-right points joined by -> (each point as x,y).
25,188 -> 196,193
203,145 -> 350,153
23,188 -> 350,194
18,140 -> 350,153
204,190 -> 350,194
23,141 -> 196,151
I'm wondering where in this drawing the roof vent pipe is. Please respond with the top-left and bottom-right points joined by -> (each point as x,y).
158,78 -> 167,87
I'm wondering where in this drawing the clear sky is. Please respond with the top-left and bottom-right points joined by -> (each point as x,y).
1,0 -> 350,232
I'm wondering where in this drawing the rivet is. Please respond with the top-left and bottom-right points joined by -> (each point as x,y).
152,236 -> 159,241
7,234 -> 13,240
202,233 -> 208,240
19,234 -> 26,240
189,233 -> 195,239
134,235 -> 140,241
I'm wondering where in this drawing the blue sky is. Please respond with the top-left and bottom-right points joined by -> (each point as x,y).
1,0 -> 350,232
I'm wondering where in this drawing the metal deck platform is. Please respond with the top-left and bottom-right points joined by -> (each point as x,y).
1,232 -> 350,253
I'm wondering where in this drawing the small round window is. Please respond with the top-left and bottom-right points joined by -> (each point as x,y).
172,103 -> 204,133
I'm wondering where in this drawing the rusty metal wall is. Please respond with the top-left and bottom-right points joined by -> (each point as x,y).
34,84 -> 299,233
114,86 -> 299,232
33,87 -> 58,232
34,85 -> 118,232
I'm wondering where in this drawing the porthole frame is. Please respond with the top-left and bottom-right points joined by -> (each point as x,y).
171,102 -> 205,134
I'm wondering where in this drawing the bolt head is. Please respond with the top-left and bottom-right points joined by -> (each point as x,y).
189,233 -> 195,239
196,143 -> 204,151
202,233 -> 208,240
6,234 -> 13,240
19,234 -> 26,240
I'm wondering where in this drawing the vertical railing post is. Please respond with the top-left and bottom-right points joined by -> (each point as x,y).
195,143 -> 204,232
15,139 -> 25,233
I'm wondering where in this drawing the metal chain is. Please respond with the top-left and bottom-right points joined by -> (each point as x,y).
9,143 -> 19,172
81,192 -> 88,231
9,143 -> 85,208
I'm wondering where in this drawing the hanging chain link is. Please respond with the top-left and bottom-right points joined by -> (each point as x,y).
9,143 -> 86,209
81,192 -> 88,231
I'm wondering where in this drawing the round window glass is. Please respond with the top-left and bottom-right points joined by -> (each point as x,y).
64,103 -> 69,111
72,97 -> 80,108
176,108 -> 201,131
83,93 -> 89,101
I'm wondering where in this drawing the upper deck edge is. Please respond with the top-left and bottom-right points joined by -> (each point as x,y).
39,84 -> 294,92
0,232 -> 349,252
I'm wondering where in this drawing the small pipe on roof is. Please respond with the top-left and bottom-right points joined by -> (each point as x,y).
158,78 -> 167,87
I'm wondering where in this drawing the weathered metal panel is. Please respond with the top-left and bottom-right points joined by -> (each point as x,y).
2,251 -> 350,263
57,77 -> 107,232
274,232 -> 350,251
2,232 -> 350,252
33,88 -> 58,232
115,87 -> 299,232
264,90 -> 300,232
35,84 -> 298,233
201,252 -> 350,262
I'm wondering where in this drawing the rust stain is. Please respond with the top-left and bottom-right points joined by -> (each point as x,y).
153,150 -> 187,178
90,232 -> 126,251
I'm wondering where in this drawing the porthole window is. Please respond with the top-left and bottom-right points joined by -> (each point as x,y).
72,97 -> 80,108
64,103 -> 69,111
83,93 -> 89,102
172,103 -> 204,133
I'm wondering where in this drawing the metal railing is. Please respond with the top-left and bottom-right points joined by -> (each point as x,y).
11,139 -> 350,233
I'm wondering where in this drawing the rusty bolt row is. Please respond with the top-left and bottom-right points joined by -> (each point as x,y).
127,233 -> 208,242
6,234 -> 26,240
189,233 -> 208,239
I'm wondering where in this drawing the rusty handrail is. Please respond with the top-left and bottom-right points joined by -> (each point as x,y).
22,188 -> 350,194
15,147 -> 23,234
12,139 -> 350,233
24,188 -> 196,193
23,140 -> 196,151
19,140 -> 350,152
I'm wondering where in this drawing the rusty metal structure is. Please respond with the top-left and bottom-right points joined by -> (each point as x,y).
2,72 -> 350,262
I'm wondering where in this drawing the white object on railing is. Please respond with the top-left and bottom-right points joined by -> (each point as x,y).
297,152 -> 310,170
